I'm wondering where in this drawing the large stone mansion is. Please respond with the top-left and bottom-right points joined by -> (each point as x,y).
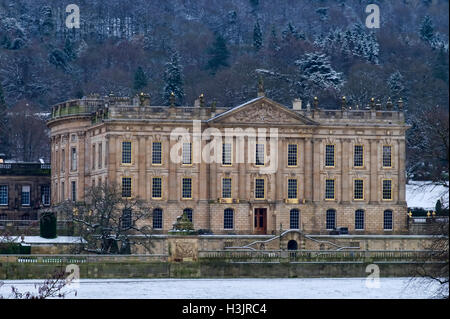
47,88 -> 409,235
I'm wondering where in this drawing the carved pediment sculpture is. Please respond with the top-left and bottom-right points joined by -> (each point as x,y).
227,103 -> 294,123
208,97 -> 318,126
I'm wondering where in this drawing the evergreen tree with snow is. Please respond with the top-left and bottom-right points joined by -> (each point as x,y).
163,51 -> 184,106
253,21 -> 263,51
133,66 -> 148,92
294,52 -> 344,98
315,24 -> 379,64
419,15 -> 435,44
282,22 -> 304,42
268,26 -> 280,52
207,34 -> 230,75
387,71 -> 407,103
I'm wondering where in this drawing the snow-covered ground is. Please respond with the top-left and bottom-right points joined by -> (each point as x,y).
406,181 -> 448,210
0,278 -> 443,299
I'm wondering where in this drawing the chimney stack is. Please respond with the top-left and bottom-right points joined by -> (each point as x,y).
292,98 -> 302,110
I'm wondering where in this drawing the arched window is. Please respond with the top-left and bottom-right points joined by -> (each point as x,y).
224,208 -> 234,229
384,210 -> 393,230
183,208 -> 193,223
355,209 -> 364,230
153,208 -> 163,229
290,209 -> 299,229
326,209 -> 336,230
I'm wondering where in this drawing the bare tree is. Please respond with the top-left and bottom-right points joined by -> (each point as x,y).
0,270 -> 76,299
58,183 -> 154,254
413,220 -> 449,299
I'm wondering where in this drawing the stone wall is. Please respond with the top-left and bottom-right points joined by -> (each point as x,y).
0,259 -> 440,280
131,234 -> 435,255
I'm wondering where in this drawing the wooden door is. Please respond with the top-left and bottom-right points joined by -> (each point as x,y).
254,208 -> 267,234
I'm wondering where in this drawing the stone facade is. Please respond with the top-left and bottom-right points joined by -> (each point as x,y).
0,162 -> 51,221
47,93 -> 409,235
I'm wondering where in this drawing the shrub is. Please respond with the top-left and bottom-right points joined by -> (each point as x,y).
40,211 -> 57,239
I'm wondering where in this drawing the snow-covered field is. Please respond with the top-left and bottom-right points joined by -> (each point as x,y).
0,278 -> 443,299
406,181 -> 448,210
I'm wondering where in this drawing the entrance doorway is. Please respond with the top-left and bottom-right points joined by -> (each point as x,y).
254,208 -> 267,234
287,240 -> 298,250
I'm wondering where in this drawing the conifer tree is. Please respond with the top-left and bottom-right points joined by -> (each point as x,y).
294,52 -> 344,99
253,21 -> 263,51
268,26 -> 280,52
387,71 -> 407,103
207,34 -> 230,75
419,15 -> 435,44
281,22 -> 304,42
133,66 -> 148,92
163,51 -> 184,106
63,37 -> 77,61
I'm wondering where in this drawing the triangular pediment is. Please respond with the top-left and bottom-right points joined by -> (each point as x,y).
208,96 -> 317,126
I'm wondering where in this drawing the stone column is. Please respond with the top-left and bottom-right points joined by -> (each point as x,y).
312,138 -> 321,202
369,139 -> 378,203
77,132 -> 86,201
275,137 -> 284,201
138,136 -> 146,199
398,138 -> 406,203
238,136 -> 246,200
210,161 -> 217,201
64,134 -> 69,201
304,138 -> 313,202
168,137 -> 177,201
107,135 -> 117,187
341,139 -> 350,203
52,137 -> 57,205
146,136 -> 152,200
299,139 -> 305,200
199,138 -> 208,201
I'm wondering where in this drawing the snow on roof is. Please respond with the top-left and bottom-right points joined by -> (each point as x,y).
207,96 -> 265,122
406,181 -> 449,210
0,236 -> 86,245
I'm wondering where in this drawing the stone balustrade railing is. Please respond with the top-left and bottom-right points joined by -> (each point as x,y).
198,249 -> 440,262
0,254 -> 169,263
